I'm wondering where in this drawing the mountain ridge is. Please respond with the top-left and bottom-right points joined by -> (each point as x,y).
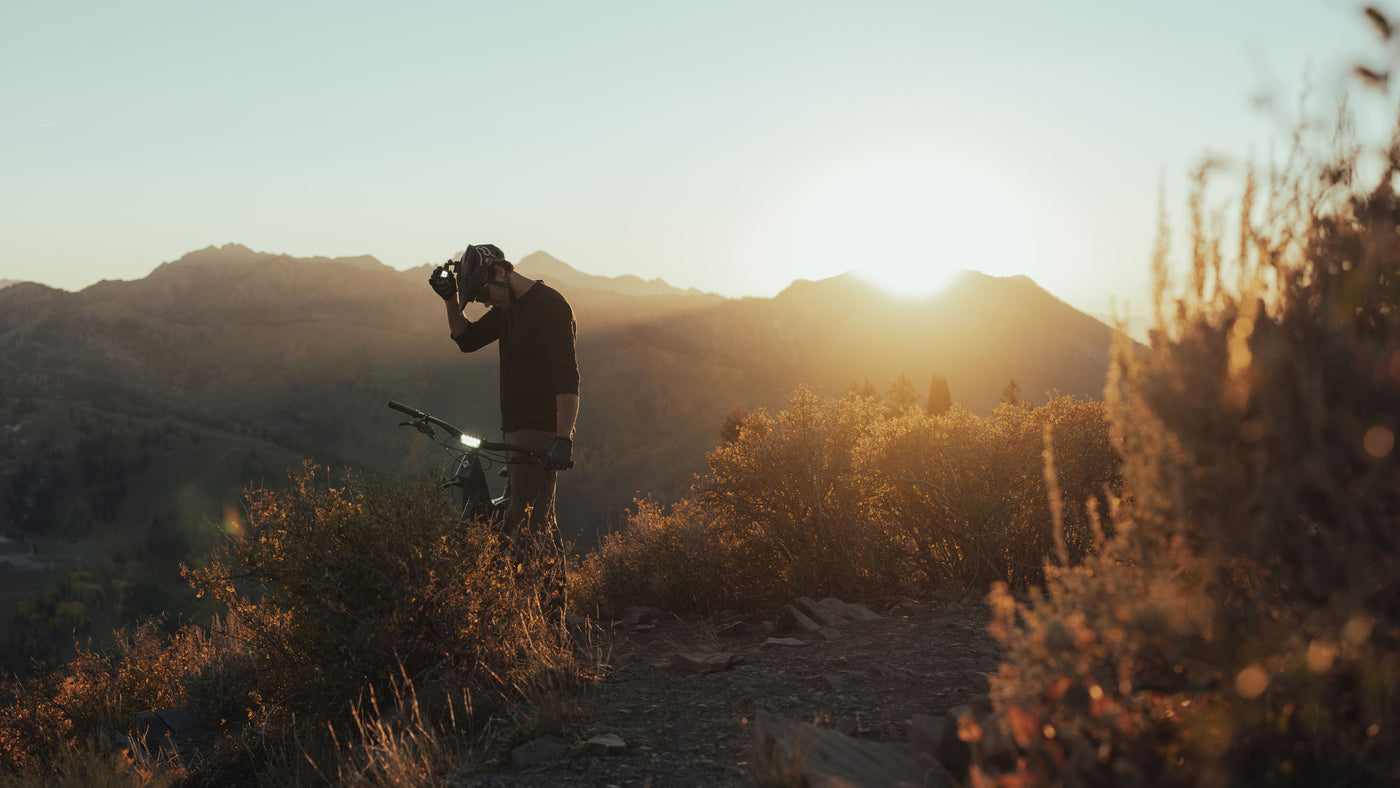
0,244 -> 1131,546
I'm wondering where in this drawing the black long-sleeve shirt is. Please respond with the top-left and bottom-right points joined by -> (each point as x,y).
452,280 -> 579,432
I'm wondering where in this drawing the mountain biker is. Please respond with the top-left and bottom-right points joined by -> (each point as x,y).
429,243 -> 578,611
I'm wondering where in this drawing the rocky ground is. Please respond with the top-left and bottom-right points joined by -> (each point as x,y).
457,596 -> 1003,787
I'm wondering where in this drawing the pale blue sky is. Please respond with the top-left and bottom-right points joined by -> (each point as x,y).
0,0 -> 1379,315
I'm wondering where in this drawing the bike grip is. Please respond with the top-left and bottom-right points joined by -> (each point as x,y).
387,400 -> 420,417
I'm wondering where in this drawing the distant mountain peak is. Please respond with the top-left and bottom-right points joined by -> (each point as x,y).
515,251 -> 716,299
156,244 -> 389,275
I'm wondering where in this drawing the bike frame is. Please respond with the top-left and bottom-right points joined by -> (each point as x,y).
387,399 -> 539,527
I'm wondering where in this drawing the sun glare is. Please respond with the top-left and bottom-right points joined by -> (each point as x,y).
780,154 -> 1038,298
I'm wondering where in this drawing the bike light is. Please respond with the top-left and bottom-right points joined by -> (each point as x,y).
459,434 -> 481,449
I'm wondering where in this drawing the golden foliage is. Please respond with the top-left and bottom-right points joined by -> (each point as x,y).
978,77 -> 1400,785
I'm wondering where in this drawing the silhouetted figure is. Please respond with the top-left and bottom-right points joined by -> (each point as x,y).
430,244 -> 579,618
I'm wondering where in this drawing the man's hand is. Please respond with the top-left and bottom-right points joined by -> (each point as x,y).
430,265 -> 458,301
545,437 -> 573,470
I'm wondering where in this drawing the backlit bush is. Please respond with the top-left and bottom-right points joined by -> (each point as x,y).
866,397 -> 1118,592
572,497 -> 766,616
2,464 -> 574,783
976,96 -> 1400,784
183,462 -> 569,738
580,388 -> 1119,611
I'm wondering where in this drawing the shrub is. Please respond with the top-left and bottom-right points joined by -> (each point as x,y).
2,464 -> 575,783
699,388 -> 901,599
572,497 -> 767,616
182,463 -> 570,740
580,389 -> 1120,613
0,619 -> 212,777
975,90 -> 1400,784
866,397 -> 1118,592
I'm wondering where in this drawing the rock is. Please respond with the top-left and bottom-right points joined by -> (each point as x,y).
819,597 -> 855,618
785,605 -> 822,633
799,596 -> 846,628
511,735 -> 572,768
759,620 -> 778,635
762,637 -> 808,647
889,597 -> 928,616
671,651 -> 738,674
753,711 -> 953,787
132,711 -> 173,751
153,707 -> 209,738
818,627 -> 842,640
909,713 -> 945,755
621,606 -> 661,626
584,733 -> 627,755
715,620 -> 746,637
935,697 -> 995,780
843,602 -> 883,622
963,669 -> 989,689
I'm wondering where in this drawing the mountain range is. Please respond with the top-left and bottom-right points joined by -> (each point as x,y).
0,243 -> 1132,540
0,244 -> 1133,668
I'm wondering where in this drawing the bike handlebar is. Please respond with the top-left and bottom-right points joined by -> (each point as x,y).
386,400 -> 557,461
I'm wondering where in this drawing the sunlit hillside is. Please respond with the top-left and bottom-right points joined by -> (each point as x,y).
0,244 -> 1123,677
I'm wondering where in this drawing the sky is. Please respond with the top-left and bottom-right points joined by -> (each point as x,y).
0,0 -> 1386,318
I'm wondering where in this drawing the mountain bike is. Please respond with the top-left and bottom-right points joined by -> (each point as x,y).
387,399 -> 559,527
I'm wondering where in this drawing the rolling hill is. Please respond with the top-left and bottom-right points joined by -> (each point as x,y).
0,244 -> 1132,669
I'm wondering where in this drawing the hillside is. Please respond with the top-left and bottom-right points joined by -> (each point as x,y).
0,244 -> 1127,535
0,244 -> 1129,671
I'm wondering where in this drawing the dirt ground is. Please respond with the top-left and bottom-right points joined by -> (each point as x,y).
455,597 -> 1003,787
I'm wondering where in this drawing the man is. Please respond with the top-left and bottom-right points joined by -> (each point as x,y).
429,244 -> 578,604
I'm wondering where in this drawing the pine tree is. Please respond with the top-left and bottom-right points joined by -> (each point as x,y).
886,373 -> 919,414
926,374 -> 952,416
1001,378 -> 1022,406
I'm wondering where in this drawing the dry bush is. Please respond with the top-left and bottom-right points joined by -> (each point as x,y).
181,463 -> 573,759
2,463 -> 579,784
0,619 -> 212,780
572,497 -> 766,616
579,389 -> 1119,613
699,388 -> 901,598
866,397 -> 1118,593
976,89 -> 1400,785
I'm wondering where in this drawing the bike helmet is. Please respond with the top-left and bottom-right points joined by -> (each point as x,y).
457,243 -> 507,304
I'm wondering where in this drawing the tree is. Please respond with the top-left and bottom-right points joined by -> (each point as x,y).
847,379 -> 878,399
885,373 -> 919,414
926,374 -> 952,417
1000,378 -> 1022,406
720,404 -> 748,445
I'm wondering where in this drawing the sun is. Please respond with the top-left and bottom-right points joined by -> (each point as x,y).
780,154 -> 1039,298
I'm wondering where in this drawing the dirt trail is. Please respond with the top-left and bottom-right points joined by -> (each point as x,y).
457,599 -> 1002,787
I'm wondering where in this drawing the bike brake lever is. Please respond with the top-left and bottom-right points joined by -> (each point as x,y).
399,420 -> 437,439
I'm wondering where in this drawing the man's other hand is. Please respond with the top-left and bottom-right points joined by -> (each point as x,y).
545,437 -> 573,470
430,265 -> 458,300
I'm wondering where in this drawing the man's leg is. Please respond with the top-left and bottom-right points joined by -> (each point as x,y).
503,429 -> 567,619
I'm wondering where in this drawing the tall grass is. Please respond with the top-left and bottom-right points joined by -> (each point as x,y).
973,80 -> 1400,785
0,464 -> 586,784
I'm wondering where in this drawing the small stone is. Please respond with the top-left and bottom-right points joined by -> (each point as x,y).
716,620 -> 746,637
763,637 -> 808,647
819,627 -> 842,640
585,733 -> 626,755
511,735 -> 571,768
671,651 -> 737,674
621,606 -> 661,626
